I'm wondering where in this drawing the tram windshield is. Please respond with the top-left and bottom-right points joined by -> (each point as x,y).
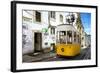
59,31 -> 66,44
57,30 -> 80,44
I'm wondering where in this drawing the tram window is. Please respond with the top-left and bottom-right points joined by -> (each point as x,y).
60,31 -> 66,35
59,31 -> 66,44
67,31 -> 72,44
74,32 -> 76,43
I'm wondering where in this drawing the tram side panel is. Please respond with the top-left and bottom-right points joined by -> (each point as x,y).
56,44 -> 80,57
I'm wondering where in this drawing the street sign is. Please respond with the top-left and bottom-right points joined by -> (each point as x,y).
42,28 -> 48,33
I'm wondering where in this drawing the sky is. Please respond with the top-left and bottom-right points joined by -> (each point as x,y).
80,13 -> 91,35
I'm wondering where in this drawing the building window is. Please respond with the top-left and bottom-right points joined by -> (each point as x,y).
50,11 -> 55,19
60,15 -> 63,23
45,42 -> 48,45
77,35 -> 80,43
23,16 -> 32,22
66,15 -> 70,23
35,11 -> 41,22
51,28 -> 55,34
81,45 -> 83,47
82,37 -> 84,40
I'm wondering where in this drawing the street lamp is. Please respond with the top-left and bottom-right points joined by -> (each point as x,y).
66,12 -> 75,25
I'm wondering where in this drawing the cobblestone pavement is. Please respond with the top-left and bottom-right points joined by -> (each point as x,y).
23,51 -> 56,62
43,47 -> 91,61
23,48 -> 91,62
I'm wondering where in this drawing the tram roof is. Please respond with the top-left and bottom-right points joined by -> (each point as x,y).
56,24 -> 78,32
57,24 -> 72,26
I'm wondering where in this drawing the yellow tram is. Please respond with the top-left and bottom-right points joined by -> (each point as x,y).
56,24 -> 81,57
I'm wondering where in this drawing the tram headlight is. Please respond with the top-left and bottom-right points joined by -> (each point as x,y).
61,48 -> 64,52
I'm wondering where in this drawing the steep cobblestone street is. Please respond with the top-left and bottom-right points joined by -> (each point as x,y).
23,47 -> 91,62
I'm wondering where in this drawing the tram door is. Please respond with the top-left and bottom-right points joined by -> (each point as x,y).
34,32 -> 42,52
